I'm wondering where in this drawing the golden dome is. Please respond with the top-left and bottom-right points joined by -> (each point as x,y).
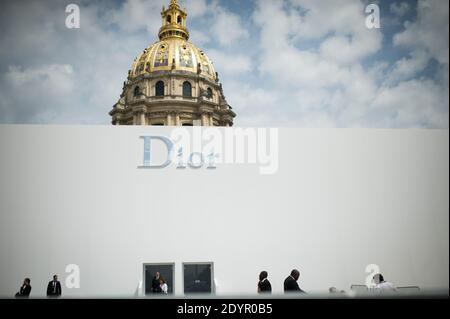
130,0 -> 217,81
110,0 -> 236,127
130,39 -> 217,81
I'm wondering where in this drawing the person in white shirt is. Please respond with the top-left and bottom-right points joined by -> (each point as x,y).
373,274 -> 396,292
160,278 -> 168,295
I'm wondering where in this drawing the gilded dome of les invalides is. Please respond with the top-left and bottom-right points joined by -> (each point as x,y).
110,0 -> 236,127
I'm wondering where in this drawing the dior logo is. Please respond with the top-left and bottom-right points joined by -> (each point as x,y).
139,135 -> 218,170
138,127 -> 279,175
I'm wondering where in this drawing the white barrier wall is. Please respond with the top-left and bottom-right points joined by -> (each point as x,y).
0,126 -> 448,297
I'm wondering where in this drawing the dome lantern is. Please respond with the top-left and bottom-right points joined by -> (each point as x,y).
159,0 -> 189,41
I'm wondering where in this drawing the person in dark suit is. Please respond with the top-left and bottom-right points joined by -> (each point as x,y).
284,269 -> 305,293
15,278 -> 32,298
46,275 -> 62,297
152,272 -> 162,293
257,271 -> 272,294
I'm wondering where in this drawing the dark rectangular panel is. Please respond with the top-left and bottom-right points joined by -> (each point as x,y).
183,263 -> 212,294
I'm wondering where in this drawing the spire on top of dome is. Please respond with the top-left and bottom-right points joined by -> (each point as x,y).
159,0 -> 189,41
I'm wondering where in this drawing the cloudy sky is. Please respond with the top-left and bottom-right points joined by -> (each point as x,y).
0,0 -> 448,128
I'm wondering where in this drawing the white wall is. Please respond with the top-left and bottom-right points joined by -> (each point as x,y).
0,126 -> 448,297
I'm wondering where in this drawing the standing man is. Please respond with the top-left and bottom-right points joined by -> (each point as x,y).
152,272 -> 162,293
284,269 -> 305,293
47,275 -> 62,297
257,271 -> 272,294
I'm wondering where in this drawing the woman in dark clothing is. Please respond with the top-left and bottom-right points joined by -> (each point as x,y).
257,271 -> 272,294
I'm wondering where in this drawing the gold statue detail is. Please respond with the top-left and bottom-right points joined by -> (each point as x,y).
155,43 -> 169,67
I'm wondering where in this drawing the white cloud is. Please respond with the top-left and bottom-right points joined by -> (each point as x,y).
210,8 -> 249,46
390,2 -> 411,17
394,0 -> 449,65
384,0 -> 449,128
371,79 -> 449,128
386,50 -> 430,84
0,0 -> 147,124
184,0 -> 208,18
186,0 -> 249,46
0,64 -> 75,123
5,64 -> 74,94
189,28 -> 210,45
207,49 -> 252,75
253,0 -> 381,86
110,0 -> 161,34
289,0 -> 380,42
254,0 -> 382,70
249,0 -> 448,128
0,0 -> 447,128
319,32 -> 382,66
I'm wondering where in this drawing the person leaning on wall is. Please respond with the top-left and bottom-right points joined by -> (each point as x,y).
15,278 -> 32,298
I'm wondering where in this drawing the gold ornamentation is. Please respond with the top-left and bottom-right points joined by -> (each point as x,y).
154,43 -> 169,67
199,51 -> 211,74
179,43 -> 193,68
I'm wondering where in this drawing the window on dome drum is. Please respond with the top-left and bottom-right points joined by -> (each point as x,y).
134,86 -> 140,97
207,88 -> 213,99
183,81 -> 192,97
152,123 -> 164,126
155,81 -> 165,97
182,123 -> 193,127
